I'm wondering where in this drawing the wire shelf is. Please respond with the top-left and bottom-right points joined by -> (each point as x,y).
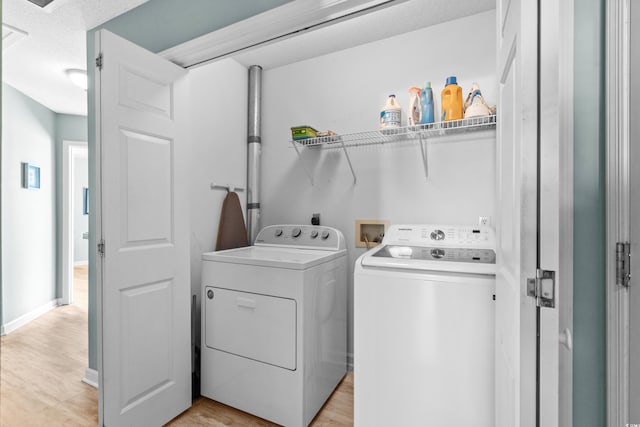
290,114 -> 497,185
292,115 -> 496,149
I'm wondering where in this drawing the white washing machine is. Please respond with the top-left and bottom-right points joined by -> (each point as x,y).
201,225 -> 347,427
354,224 -> 496,427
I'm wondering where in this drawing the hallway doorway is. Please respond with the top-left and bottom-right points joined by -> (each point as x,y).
61,141 -> 88,306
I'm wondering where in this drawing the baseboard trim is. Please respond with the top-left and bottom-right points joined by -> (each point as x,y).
74,261 -> 89,266
82,368 -> 99,389
1,299 -> 59,335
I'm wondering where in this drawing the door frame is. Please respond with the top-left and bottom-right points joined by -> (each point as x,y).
539,1 -> 575,425
605,0 -> 631,425
61,140 -> 88,305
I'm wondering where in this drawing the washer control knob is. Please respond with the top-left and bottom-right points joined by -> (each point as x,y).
310,230 -> 319,239
274,229 -> 283,237
321,230 -> 330,240
430,230 -> 445,241
292,227 -> 302,238
207,289 -> 214,299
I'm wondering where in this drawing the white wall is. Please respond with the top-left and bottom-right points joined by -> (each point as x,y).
185,10 -> 496,367
259,11 -> 497,363
73,154 -> 89,264
188,58 -> 248,350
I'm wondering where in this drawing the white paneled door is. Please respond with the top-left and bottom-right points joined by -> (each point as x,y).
95,29 -> 191,426
495,0 -> 539,426
496,0 -> 570,425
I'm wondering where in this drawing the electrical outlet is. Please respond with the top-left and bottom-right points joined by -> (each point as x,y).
479,216 -> 491,226
311,213 -> 320,226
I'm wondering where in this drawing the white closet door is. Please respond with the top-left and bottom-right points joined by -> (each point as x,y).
95,29 -> 191,426
495,0 -> 539,425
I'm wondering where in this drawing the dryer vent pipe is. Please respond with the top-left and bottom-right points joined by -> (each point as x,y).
246,65 -> 262,244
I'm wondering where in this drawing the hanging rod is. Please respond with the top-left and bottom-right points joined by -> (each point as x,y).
210,183 -> 245,192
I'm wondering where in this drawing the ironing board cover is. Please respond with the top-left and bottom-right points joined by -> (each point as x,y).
215,191 -> 249,251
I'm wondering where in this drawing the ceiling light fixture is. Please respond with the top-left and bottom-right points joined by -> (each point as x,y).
26,0 -> 55,8
65,69 -> 88,91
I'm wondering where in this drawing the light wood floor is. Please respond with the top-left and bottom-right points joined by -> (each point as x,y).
0,265 -> 98,426
0,265 -> 354,426
168,374 -> 353,426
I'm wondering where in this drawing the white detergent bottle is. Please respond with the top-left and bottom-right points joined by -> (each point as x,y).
380,94 -> 402,128
408,87 -> 421,126
463,82 -> 492,118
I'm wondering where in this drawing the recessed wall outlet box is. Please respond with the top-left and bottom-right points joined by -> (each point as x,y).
355,219 -> 389,248
311,213 -> 320,226
479,216 -> 491,226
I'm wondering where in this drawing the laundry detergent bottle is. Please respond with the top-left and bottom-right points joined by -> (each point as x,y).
463,82 -> 492,118
408,87 -> 421,126
441,76 -> 463,121
419,81 -> 435,124
380,94 -> 402,128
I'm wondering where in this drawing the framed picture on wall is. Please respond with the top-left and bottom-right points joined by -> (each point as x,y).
83,187 -> 89,215
21,162 -> 40,189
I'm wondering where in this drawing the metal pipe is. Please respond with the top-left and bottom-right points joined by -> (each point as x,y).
247,65 -> 262,244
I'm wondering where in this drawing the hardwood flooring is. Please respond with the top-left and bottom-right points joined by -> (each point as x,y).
0,265 -> 98,427
168,374 -> 353,426
0,265 -> 354,426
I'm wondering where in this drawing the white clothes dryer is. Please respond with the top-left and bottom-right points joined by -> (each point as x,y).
354,224 -> 496,427
201,225 -> 347,427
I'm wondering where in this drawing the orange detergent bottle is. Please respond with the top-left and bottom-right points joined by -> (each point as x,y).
441,76 -> 463,121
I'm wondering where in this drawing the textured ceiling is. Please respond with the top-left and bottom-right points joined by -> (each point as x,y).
2,0 -> 494,116
2,0 -> 150,116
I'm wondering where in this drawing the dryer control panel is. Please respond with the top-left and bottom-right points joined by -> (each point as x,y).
383,224 -> 495,249
254,225 -> 346,251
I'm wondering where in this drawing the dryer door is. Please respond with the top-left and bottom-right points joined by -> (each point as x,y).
205,287 -> 297,370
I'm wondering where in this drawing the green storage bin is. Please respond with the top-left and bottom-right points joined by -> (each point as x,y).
291,126 -> 318,140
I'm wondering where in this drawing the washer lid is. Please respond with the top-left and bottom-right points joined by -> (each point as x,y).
202,246 -> 345,270
361,244 -> 496,275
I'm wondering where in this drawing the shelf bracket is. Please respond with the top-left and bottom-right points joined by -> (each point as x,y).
338,139 -> 357,184
291,141 -> 315,185
418,134 -> 429,180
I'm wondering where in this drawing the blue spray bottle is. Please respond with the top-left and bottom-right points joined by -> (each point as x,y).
419,81 -> 435,124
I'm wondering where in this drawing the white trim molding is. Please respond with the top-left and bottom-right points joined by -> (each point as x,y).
558,2 -> 575,425
606,0 -> 631,425
0,299 -> 59,335
61,140 -> 88,306
82,368 -> 99,389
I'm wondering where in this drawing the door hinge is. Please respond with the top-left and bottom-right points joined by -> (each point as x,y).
98,239 -> 105,257
527,269 -> 556,308
96,53 -> 103,70
616,242 -> 631,287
